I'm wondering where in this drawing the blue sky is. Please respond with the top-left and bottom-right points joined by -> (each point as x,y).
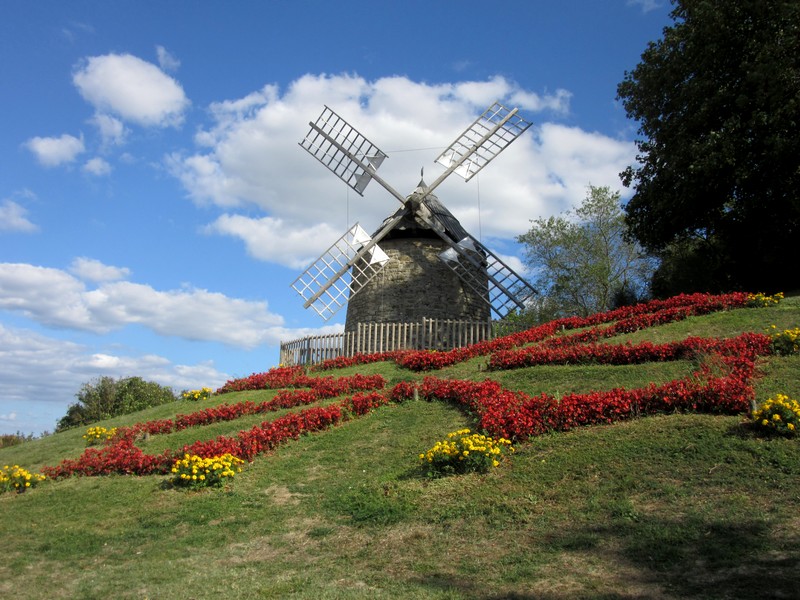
0,0 -> 672,435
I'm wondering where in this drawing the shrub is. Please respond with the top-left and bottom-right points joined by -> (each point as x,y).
170,453 -> 244,489
0,464 -> 46,494
752,394 -> 800,436
420,429 -> 513,477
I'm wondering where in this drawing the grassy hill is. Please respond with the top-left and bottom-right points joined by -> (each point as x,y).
1,294 -> 799,599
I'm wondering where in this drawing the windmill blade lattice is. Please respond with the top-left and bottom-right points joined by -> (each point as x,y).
439,235 -> 537,320
291,223 -> 390,320
299,106 -> 387,196
434,102 -> 532,182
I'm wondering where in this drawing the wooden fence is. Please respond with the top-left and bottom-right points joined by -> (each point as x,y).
279,318 -> 501,367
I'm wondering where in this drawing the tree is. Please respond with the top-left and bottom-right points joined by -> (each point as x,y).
617,0 -> 800,294
56,376 -> 176,431
516,185 -> 654,320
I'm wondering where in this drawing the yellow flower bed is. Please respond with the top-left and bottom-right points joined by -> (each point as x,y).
747,292 -> 784,307
752,394 -> 800,436
83,426 -> 118,445
182,387 -> 213,402
171,453 -> 244,488
1,464 -> 46,494
768,325 -> 800,356
420,428 -> 514,477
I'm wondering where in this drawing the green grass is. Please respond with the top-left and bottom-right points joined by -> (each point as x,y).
1,298 -> 799,599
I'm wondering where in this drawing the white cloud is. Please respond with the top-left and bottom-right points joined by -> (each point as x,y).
90,113 -> 128,147
0,199 -> 38,233
167,73 -> 634,267
0,261 -> 308,349
205,214 -> 341,269
0,411 -> 16,422
69,257 -> 130,282
156,45 -> 181,71
83,157 -> 112,176
73,53 -> 189,127
24,133 -> 85,167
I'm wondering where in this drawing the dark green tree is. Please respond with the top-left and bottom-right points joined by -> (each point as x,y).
56,376 -> 176,431
516,185 -> 654,320
617,0 -> 800,294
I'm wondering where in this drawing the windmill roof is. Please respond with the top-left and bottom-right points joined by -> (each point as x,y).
372,178 -> 470,242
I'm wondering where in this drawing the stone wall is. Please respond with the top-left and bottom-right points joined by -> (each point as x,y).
344,237 -> 489,333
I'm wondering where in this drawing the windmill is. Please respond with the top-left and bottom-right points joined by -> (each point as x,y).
291,102 -> 537,332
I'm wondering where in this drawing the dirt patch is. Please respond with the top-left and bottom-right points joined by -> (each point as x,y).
263,484 -> 302,505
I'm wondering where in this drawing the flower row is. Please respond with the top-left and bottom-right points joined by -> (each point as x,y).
391,333 -> 765,441
110,374 -> 386,442
216,367 -> 385,395
215,365 -> 307,393
41,391 -> 394,479
488,333 -> 771,370
384,292 -> 755,372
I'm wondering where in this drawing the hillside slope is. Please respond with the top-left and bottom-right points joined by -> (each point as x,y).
1,293 -> 798,599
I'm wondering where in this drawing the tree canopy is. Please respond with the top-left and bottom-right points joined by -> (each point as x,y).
617,0 -> 800,294
56,376 -> 176,431
517,185 -> 654,320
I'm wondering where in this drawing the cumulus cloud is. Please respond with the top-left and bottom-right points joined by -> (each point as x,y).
83,157 -> 112,176
205,214 -> 342,269
73,53 -> 189,127
0,199 -> 38,233
0,261 -> 322,349
25,133 -> 85,167
69,257 -> 130,282
167,73 -> 633,268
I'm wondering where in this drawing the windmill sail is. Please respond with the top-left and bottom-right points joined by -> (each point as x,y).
433,102 -> 532,183
291,223 -> 390,320
299,106 -> 387,196
438,235 -> 536,320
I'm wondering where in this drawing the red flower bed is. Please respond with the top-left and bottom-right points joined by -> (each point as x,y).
215,365 -> 308,394
393,292 -> 752,372
42,391 -> 394,479
394,331 -> 768,441
489,333 -> 770,370
110,374 -> 386,443
43,373 -> 389,479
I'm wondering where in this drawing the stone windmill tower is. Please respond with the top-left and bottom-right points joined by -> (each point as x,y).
344,176 -> 489,332
291,102 -> 536,330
